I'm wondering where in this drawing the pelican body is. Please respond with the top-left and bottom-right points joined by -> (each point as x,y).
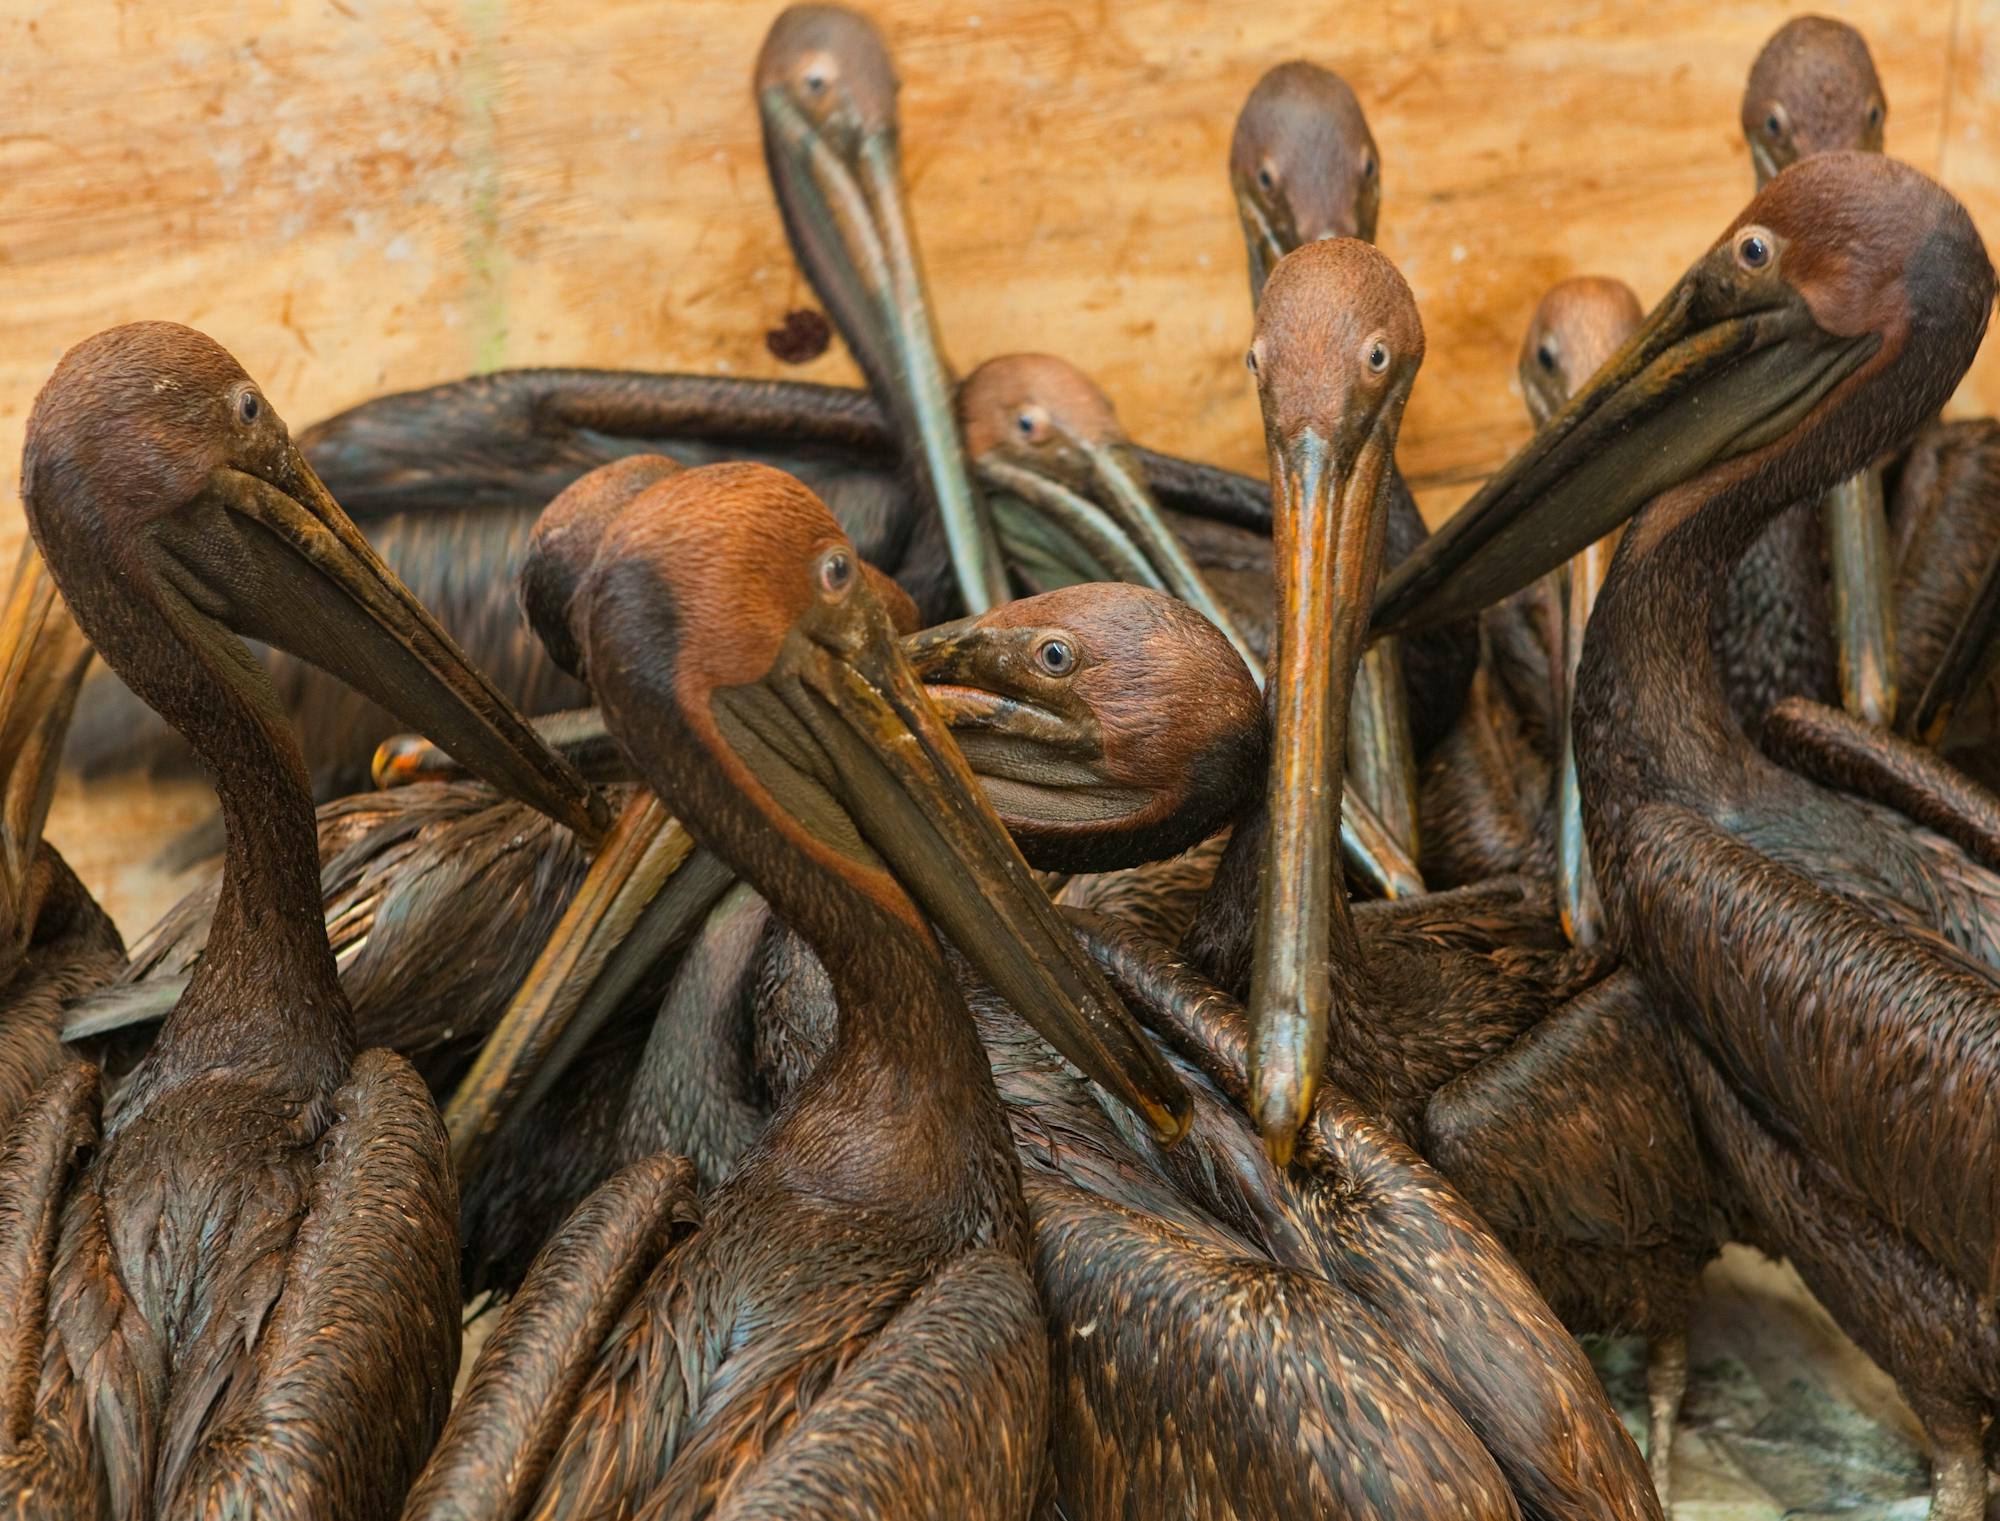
0,323 -> 601,1518
1377,153 -> 2000,1520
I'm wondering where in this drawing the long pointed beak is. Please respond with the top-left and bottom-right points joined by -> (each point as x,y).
1750,140 -> 1783,191
193,445 -> 605,840
0,546 -> 92,964
1907,535 -> 2000,745
1076,438 -> 1268,685
1554,536 -> 1615,946
1822,465 -> 1899,726
1346,641 -> 1421,869
1249,422 -> 1394,1158
1373,277 -> 1878,635
769,601 -> 1190,1142
761,93 -> 1007,613
1234,185 -> 1294,307
974,454 -> 1166,592
444,790 -> 735,1176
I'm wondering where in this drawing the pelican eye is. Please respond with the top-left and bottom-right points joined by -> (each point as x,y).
1245,346 -> 1260,377
803,68 -> 829,95
1035,637 -> 1076,676
237,390 -> 262,424
1536,341 -> 1557,372
1257,164 -> 1275,190
1734,227 -> 1774,272
1765,112 -> 1782,137
1365,340 -> 1390,374
1867,102 -> 1883,128
818,548 -> 855,596
1360,153 -> 1376,179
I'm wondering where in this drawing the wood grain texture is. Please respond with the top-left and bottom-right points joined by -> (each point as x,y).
0,0 -> 1985,537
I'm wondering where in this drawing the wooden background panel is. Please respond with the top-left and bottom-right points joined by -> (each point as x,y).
0,0 -> 1985,562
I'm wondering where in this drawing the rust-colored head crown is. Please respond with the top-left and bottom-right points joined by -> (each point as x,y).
1742,16 -> 1885,182
24,321 -> 292,538
580,462 -> 859,716
976,582 -> 1261,787
1740,153 -> 1989,351
1518,276 -> 1645,425
756,4 -> 900,141
1249,237 -> 1423,448
1231,61 -> 1381,246
957,354 -> 1125,460
520,454 -> 682,680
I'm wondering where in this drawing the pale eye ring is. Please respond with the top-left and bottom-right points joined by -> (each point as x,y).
1536,341 -> 1557,372
1257,164 -> 1275,190
818,548 -> 855,596
1245,346 -> 1260,377
1735,227 -> 1774,272
238,390 -> 262,424
1035,637 -> 1075,676
803,68 -> 829,95
1365,340 -> 1390,373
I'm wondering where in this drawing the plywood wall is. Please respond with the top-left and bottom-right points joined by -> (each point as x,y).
1,0 -> 1990,551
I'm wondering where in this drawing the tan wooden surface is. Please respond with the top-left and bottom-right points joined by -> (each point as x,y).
1,0 -> 1991,548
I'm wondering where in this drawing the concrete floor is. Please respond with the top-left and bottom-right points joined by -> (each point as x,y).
49,772 -> 1948,1515
1596,1248 -> 1932,1518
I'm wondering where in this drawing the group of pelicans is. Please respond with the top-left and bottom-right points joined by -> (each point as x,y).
0,4 -> 1993,1518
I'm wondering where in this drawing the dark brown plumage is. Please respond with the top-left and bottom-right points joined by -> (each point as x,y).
1889,417 -> 2000,786
1739,13 -> 2000,742
1193,237 -> 1662,1519
0,553 -> 126,1137
1374,152 -> 2000,1520
746,866 -> 1527,1521
1420,276 -> 1637,890
0,322 -> 597,1517
408,461 -> 1186,1519
1069,915 -> 1654,1521
76,470 -> 1264,1305
1741,14 -> 1886,185
0,848 -> 124,1138
985,589 -> 1719,1502
1404,279 -> 1741,1489
1228,57 -> 1477,873
448,574 -> 1264,1271
512,581 -> 1267,1238
1424,273 -> 1840,892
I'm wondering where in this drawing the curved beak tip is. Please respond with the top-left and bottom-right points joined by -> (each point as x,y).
1149,1092 -> 1195,1148
1251,1053 -> 1313,1166
371,735 -> 426,790
1259,1113 -> 1300,1170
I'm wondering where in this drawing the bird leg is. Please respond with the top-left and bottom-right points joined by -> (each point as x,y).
1644,1327 -> 1687,1509
1929,1414 -> 1987,1521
